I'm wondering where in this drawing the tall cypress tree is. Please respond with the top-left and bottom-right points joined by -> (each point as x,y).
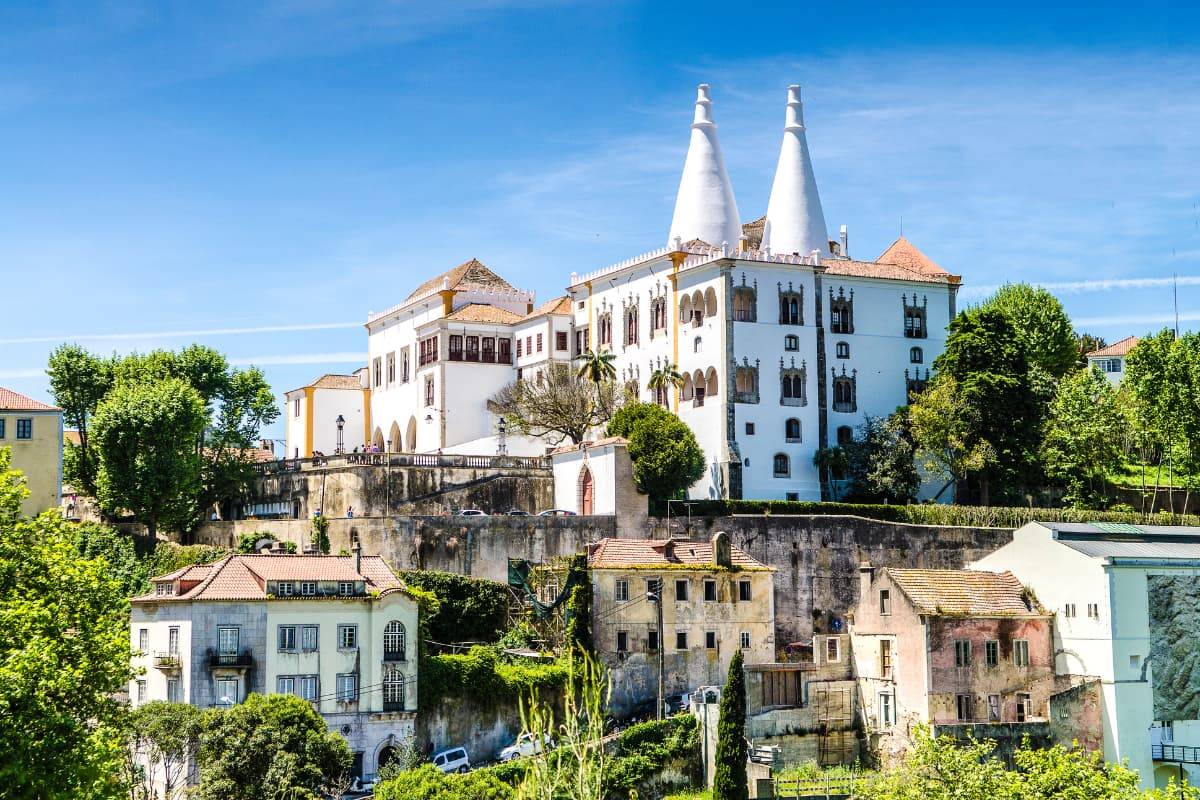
713,648 -> 748,800
564,554 -> 593,655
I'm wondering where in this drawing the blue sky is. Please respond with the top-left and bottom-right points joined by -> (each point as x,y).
2,0 -> 1198,443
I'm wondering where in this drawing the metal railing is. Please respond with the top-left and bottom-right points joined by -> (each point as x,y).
153,652 -> 181,669
207,649 -> 254,669
253,452 -> 551,474
383,650 -> 407,663
1153,744 -> 1200,764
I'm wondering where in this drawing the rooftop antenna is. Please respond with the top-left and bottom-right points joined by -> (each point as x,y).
899,215 -> 904,237
1174,271 -> 1180,339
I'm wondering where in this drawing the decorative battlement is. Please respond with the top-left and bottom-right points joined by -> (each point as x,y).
367,286 -> 535,325
569,243 -> 822,290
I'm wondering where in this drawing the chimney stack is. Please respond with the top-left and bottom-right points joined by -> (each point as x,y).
839,225 -> 849,259
352,540 -> 362,575
712,531 -> 732,569
666,85 -> 742,249
762,85 -> 829,258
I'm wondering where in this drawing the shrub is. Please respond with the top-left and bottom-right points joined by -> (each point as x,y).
374,764 -> 513,800
401,570 -> 511,645
419,645 -> 569,708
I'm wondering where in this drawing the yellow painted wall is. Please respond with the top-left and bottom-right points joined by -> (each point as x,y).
1,410 -> 63,516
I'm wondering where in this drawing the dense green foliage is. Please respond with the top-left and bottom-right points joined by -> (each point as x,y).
816,415 -> 919,503
650,498 -> 1200,528
401,570 -> 512,644
606,402 -> 705,500
1041,367 -> 1127,506
312,513 -> 331,554
564,554 -> 593,655
713,649 -> 747,800
123,701 -> 205,800
91,378 -> 208,536
857,726 -> 1198,799
48,343 -> 279,533
194,693 -> 352,800
980,283 -> 1079,380
375,764 -> 514,800
606,715 -> 701,795
419,645 -> 569,708
0,449 -> 131,800
71,521 -> 227,597
236,530 -> 295,553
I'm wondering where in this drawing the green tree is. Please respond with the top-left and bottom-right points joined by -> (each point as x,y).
1041,367 -> 1126,506
824,414 -> 919,504
46,344 -> 115,495
0,448 -> 132,800
312,514 -> 331,554
491,364 -> 623,445
981,283 -> 1078,379
91,378 -> 207,538
72,521 -> 146,598
932,307 -> 1041,504
1076,332 -> 1108,368
906,376 -> 996,503
647,363 -> 685,405
401,570 -> 512,644
195,693 -> 352,800
124,701 -> 205,800
713,649 -> 747,800
606,402 -> 705,500
564,555 -> 593,655
576,349 -> 616,384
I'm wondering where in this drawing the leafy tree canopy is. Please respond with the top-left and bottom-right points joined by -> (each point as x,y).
124,701 -> 205,800
0,448 -> 132,800
491,364 -> 624,445
980,282 -> 1078,379
819,414 -> 919,504
713,648 -> 748,800
375,764 -> 514,800
606,402 -> 705,500
194,693 -> 352,800
1041,367 -> 1127,507
400,570 -> 511,644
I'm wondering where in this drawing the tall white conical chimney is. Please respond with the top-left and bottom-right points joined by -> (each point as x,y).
667,84 -> 742,249
762,85 -> 828,257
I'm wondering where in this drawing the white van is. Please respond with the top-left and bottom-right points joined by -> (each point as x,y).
432,746 -> 470,773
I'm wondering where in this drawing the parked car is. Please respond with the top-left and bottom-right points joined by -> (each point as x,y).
506,509 -> 532,516
498,732 -> 552,761
432,746 -> 471,773
538,509 -> 577,516
455,509 -> 486,516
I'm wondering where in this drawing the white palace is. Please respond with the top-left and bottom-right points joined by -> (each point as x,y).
284,84 -> 962,501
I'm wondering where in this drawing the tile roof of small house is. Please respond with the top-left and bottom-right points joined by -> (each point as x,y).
822,256 -> 959,285
1088,335 -> 1140,358
405,258 -> 515,301
131,553 -> 403,603
311,373 -> 365,390
0,387 -> 60,412
884,568 -> 1045,616
524,295 -> 573,319
588,537 -> 770,571
444,303 -> 524,324
741,216 -> 766,249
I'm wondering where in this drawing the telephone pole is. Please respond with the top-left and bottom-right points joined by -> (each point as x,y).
648,577 -> 665,720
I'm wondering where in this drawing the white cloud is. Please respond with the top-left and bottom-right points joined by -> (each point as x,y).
0,321 -> 361,346
960,275 -> 1200,301
230,352 -> 365,367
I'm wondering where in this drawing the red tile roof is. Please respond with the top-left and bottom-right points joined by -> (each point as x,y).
132,553 -> 403,603
1088,335 -> 1140,358
876,236 -> 948,275
588,537 -> 769,571
884,568 -> 1046,616
405,258 -> 515,301
822,256 -> 959,285
0,387 -> 60,412
524,295 -> 573,320
444,303 -> 524,324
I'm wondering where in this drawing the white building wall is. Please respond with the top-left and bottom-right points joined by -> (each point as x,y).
284,390 -> 308,460
552,446 -> 617,514
311,389 -> 367,455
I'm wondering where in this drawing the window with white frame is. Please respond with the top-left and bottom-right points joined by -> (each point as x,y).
956,693 -> 973,721
738,579 -> 752,601
879,589 -> 891,615
985,639 -> 999,667
138,628 -> 149,653
338,581 -> 355,595
740,631 -> 750,649
301,625 -> 318,652
301,581 -> 316,595
216,677 -> 239,706
136,680 -> 147,703
826,637 -> 840,663
338,624 -> 358,650
278,625 -> 297,651
614,579 -> 629,602
954,640 -> 971,667
168,626 -> 179,656
167,678 -> 180,703
1013,639 -> 1030,667
384,621 -> 407,660
301,675 -> 319,701
218,627 -> 239,655
879,692 -> 894,726
337,673 -> 358,703
277,581 -> 295,596
987,694 -> 1001,722
277,676 -> 295,695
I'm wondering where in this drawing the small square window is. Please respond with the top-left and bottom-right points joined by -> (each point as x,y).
745,422 -> 755,435
16,418 -> 32,439
338,581 -> 355,595
739,631 -> 750,649
785,492 -> 799,501
338,625 -> 358,650
705,631 -> 717,649
738,579 -> 752,602
647,630 -> 659,651
616,631 -> 629,653
277,582 -> 294,596
703,579 -> 717,601
675,631 -> 688,650
675,579 -> 689,602
300,581 -> 316,595
614,579 -> 629,602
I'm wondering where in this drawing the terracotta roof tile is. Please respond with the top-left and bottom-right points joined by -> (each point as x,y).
524,295 -> 573,320
312,374 -> 365,390
876,236 -> 948,275
1088,336 -> 1139,358
822,257 -> 959,285
741,216 -> 765,250
134,553 -> 402,602
0,387 -> 59,412
405,258 -> 515,301
444,303 -> 523,324
884,568 -> 1045,616
588,538 -> 769,570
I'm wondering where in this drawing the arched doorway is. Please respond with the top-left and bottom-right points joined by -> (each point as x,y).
372,427 -> 385,451
578,466 -> 594,515
405,417 -> 418,452
376,744 -> 397,775
388,421 -> 401,452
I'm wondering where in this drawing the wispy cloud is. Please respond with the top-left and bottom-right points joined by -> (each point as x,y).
1073,312 -> 1200,328
960,275 -> 1200,301
0,351 -> 365,381
0,321 -> 361,346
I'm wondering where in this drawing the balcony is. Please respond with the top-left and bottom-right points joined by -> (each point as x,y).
153,652 -> 182,671
383,700 -> 406,712
383,650 -> 407,663
1153,744 -> 1200,764
207,649 -> 254,671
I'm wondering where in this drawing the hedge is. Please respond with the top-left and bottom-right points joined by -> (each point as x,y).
419,645 -> 568,709
656,500 -> 1200,530
401,570 -> 512,644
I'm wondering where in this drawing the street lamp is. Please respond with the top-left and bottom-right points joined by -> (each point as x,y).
497,416 -> 508,456
335,415 -> 345,454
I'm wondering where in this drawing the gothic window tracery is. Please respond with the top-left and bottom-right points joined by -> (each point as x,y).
903,294 -> 928,339
780,358 -> 808,407
779,283 -> 803,326
832,366 -> 857,413
733,275 -> 757,322
829,287 -> 854,335
734,357 -> 760,404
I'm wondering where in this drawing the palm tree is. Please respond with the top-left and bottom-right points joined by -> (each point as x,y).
576,349 -> 616,384
647,363 -> 685,407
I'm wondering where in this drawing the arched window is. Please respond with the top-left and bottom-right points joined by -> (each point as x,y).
829,287 -> 854,334
784,335 -> 799,352
624,304 -> 639,346
734,362 -> 760,404
679,295 -> 693,324
704,287 -> 718,318
780,366 -> 807,407
691,291 -> 705,327
832,370 -> 857,413
384,621 -> 406,661
836,341 -> 850,359
692,370 -> 706,407
383,665 -> 405,710
779,285 -> 803,326
773,453 -> 790,478
578,466 -> 594,514
910,347 -> 923,364
837,425 -> 854,445
705,368 -> 718,398
785,418 -> 801,442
